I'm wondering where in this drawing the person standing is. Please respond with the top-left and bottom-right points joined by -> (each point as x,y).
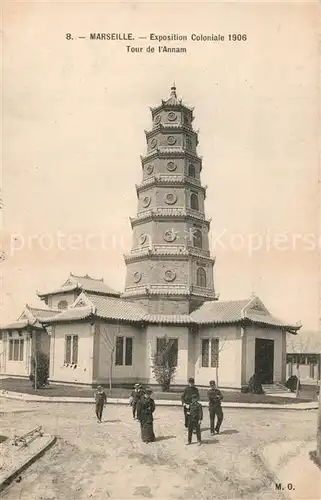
95,385 -> 107,423
181,377 -> 199,428
136,387 -> 156,443
208,380 -> 223,435
129,383 -> 144,419
186,394 -> 203,446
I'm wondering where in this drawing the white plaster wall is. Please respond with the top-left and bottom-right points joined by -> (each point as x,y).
50,322 -> 94,384
195,325 -> 242,388
244,326 -> 285,383
187,329 -> 196,379
0,338 -> 4,372
97,322 -> 147,384
48,292 -> 78,309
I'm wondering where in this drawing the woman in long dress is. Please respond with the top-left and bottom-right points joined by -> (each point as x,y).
136,387 -> 156,443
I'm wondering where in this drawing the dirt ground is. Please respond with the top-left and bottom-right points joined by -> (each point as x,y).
0,400 -> 317,500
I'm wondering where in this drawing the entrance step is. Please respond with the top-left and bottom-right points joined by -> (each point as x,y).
262,383 -> 291,395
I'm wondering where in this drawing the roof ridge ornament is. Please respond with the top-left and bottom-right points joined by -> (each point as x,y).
170,82 -> 177,98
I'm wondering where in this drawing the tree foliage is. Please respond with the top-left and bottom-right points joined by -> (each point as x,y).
29,351 -> 49,388
151,336 -> 177,391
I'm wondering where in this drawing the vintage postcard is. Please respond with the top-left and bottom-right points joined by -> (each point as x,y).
1,1 -> 320,499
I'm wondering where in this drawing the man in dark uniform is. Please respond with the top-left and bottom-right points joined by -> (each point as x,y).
181,377 -> 199,428
94,385 -> 107,423
130,383 -> 144,419
136,387 -> 156,443
186,393 -> 203,446
208,380 -> 223,435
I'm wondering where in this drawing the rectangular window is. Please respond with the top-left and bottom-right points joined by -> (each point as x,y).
65,335 -> 72,363
156,337 -> 178,367
19,339 -> 24,361
72,335 -> 78,364
309,363 -> 315,379
210,338 -> 219,368
201,338 -> 220,368
156,337 -> 166,356
169,339 -> 178,367
115,336 -> 133,366
201,339 -> 210,367
13,339 -> 19,361
9,339 -> 13,360
115,336 -> 124,365
8,339 -> 24,361
125,337 -> 133,366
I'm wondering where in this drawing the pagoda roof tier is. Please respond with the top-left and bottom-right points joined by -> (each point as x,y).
144,124 -> 199,140
122,284 -> 192,298
123,245 -> 215,264
190,287 -> 218,300
137,174 -> 202,188
130,207 -> 211,228
135,175 -> 206,195
149,86 -> 194,118
140,148 -> 202,169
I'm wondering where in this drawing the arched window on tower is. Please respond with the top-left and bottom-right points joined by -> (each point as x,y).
188,164 -> 196,178
190,193 -> 199,211
193,228 -> 202,248
196,267 -> 207,288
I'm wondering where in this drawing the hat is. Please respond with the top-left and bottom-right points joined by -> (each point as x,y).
97,385 -> 103,390
134,383 -> 140,387
188,377 -> 195,384
145,387 -> 153,394
209,380 -> 216,386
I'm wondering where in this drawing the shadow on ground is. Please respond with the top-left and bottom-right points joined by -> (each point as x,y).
155,435 -> 176,442
201,427 -> 239,435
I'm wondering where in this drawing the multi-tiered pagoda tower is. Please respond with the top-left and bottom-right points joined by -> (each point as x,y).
123,85 -> 217,315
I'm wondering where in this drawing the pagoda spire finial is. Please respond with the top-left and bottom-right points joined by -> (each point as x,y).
170,82 -> 177,98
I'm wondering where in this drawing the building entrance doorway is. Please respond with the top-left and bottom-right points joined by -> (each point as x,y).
255,338 -> 274,384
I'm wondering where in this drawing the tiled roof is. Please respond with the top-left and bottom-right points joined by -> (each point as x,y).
17,289 -> 300,332
0,320 -> 44,331
42,306 -> 93,323
0,320 -> 29,330
86,293 -> 147,322
27,306 -> 60,319
191,297 -> 300,331
37,283 -> 78,296
191,299 -> 250,324
245,312 -> 297,330
70,274 -> 120,296
37,273 -> 120,298
144,314 -> 194,324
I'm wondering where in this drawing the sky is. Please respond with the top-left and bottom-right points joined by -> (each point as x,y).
1,0 -> 320,332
